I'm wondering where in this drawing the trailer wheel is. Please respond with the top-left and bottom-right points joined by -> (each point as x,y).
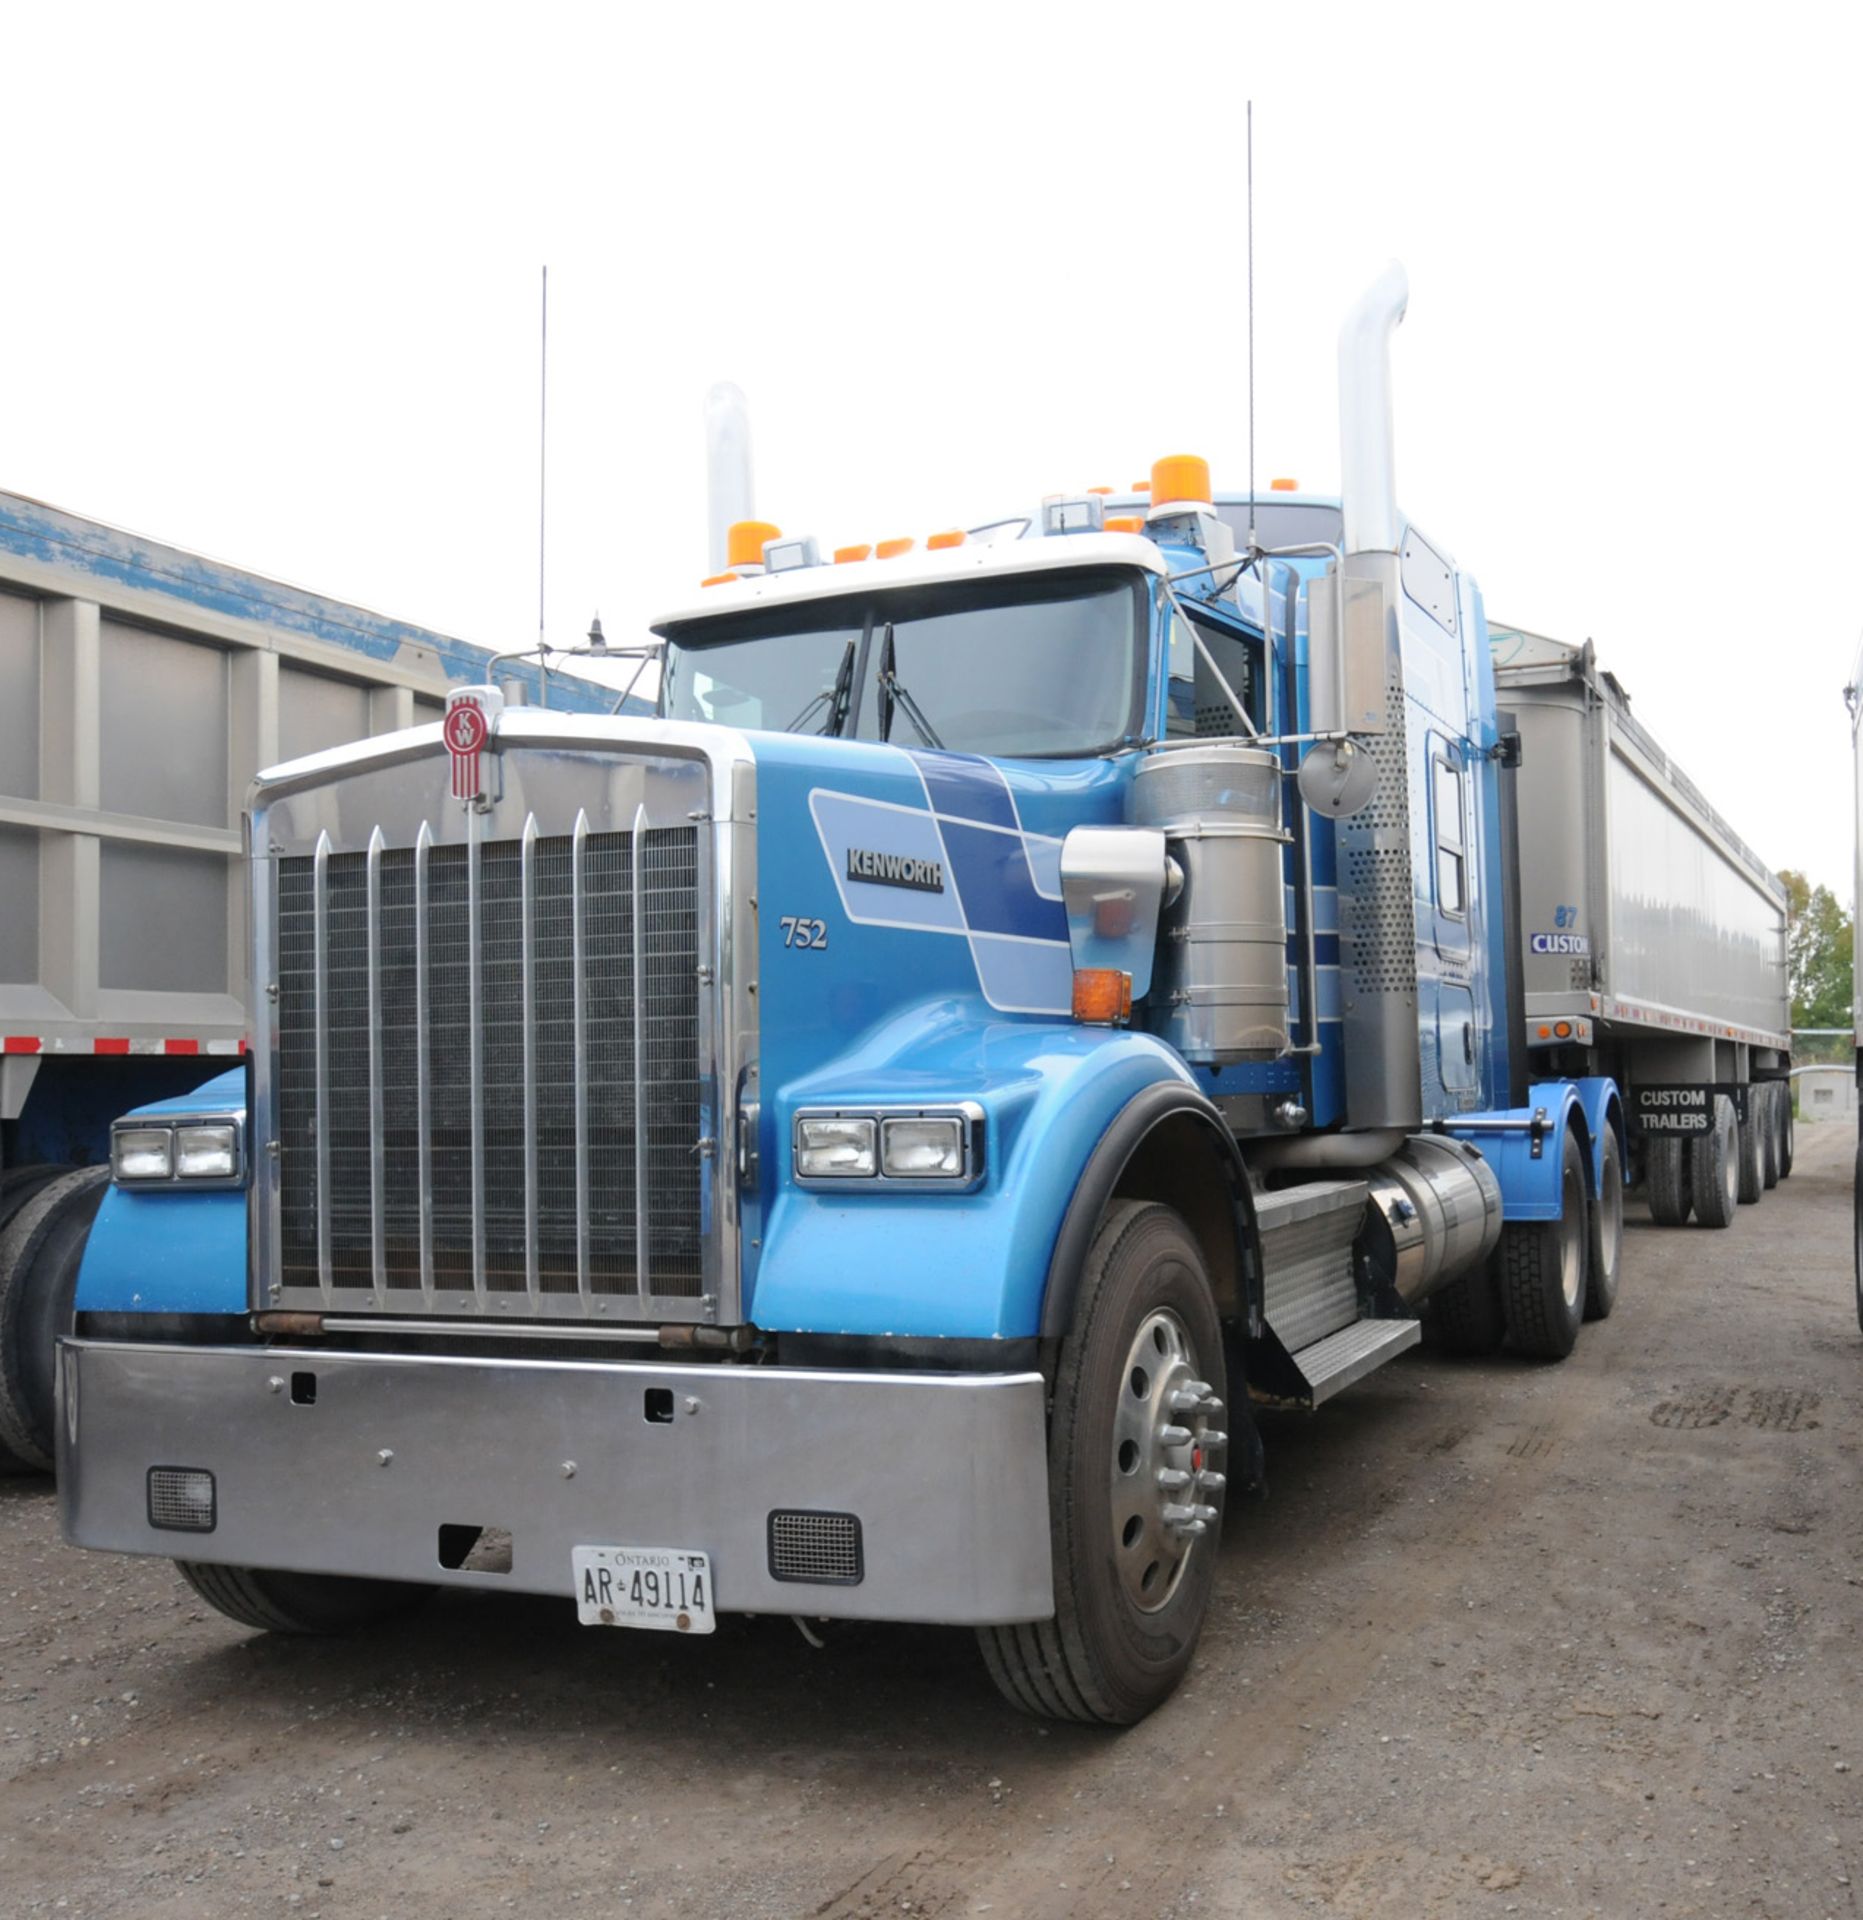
1690,1096 -> 1740,1228
0,1166 -> 110,1471
1776,1084 -> 1794,1180
1584,1126 -> 1624,1321
1759,1085 -> 1781,1190
1736,1101 -> 1764,1206
1497,1126 -> 1589,1360
977,1200 -> 1225,1725
1645,1136 -> 1691,1226
1425,1261 -> 1506,1354
175,1562 -> 432,1635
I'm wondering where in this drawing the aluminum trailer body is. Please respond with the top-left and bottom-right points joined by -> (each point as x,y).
1492,625 -> 1791,1224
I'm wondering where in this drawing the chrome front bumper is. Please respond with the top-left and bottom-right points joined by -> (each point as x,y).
57,1340 -> 1054,1626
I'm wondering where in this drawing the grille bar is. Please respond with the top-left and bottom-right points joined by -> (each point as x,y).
276,804 -> 708,1320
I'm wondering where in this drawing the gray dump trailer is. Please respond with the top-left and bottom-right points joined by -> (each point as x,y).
1491,625 -> 1791,1227
0,487 -> 622,1471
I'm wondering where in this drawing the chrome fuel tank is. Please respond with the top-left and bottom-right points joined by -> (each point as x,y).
1131,745 -> 1289,1063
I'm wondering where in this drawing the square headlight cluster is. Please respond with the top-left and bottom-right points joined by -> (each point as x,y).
793,1108 -> 981,1187
111,1118 -> 245,1187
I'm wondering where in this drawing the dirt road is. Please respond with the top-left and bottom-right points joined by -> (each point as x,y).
4,1124 -> 1858,1919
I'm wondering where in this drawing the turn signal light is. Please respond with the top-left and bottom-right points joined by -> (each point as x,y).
834,543 -> 873,564
1072,968 -> 1134,1026
726,520 -> 782,569
1270,476 -> 1299,492
1554,1020 -> 1573,1039
875,537 -> 915,560
1149,454 -> 1212,509
926,529 -> 966,550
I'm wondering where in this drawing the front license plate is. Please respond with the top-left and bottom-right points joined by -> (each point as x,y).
573,1546 -> 715,1635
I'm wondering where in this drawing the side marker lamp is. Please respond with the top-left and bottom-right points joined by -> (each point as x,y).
1072,968 -> 1134,1026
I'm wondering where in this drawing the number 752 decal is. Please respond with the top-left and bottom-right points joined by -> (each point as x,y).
780,916 -> 829,949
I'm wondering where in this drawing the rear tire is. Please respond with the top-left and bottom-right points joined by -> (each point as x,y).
1736,1099 -> 1764,1205
1498,1126 -> 1589,1360
978,1200 -> 1226,1725
1645,1135 -> 1692,1226
1426,1261 -> 1507,1355
1759,1085 -> 1781,1190
1776,1084 -> 1794,1179
1690,1096 -> 1740,1228
176,1562 -> 432,1634
1584,1126 -> 1624,1321
1855,1129 -> 1863,1336
0,1166 -> 110,1470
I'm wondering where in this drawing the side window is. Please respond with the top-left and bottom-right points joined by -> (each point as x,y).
1165,610 -> 1255,739
1433,746 -> 1466,918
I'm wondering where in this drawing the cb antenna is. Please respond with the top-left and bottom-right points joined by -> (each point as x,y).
1246,100 -> 1257,551
538,265 -> 549,668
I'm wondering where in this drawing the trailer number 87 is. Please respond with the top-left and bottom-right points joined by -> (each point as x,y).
781,916 -> 829,949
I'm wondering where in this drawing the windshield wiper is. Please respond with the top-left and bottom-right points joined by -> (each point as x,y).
784,637 -> 858,736
877,623 -> 943,748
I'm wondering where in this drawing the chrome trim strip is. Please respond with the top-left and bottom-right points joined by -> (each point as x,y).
366,825 -> 386,1297
572,807 -> 591,1303
312,829 -> 332,1300
520,813 -> 540,1307
414,821 -> 435,1303
319,1317 -> 663,1344
631,801 -> 650,1298
467,805 -> 486,1303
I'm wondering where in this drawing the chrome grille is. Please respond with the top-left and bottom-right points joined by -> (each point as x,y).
768,1511 -> 864,1586
276,817 -> 704,1315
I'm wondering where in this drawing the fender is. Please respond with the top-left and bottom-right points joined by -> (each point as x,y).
1038,1080 -> 1259,1341
1448,1080 -> 1592,1223
74,1072 -> 249,1317
751,1015 -> 1218,1340
1567,1074 -> 1624,1194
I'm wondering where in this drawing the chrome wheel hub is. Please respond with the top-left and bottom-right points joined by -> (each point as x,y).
1109,1308 -> 1226,1613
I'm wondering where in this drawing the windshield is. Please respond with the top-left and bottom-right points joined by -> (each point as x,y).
660,568 -> 1146,757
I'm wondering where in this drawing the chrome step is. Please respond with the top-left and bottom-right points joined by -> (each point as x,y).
1256,1178 -> 1368,1352
1290,1316 -> 1421,1406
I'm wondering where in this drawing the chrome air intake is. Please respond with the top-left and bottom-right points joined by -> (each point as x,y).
1131,745 -> 1289,1063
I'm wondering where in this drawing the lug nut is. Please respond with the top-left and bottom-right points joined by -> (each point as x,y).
1156,1467 -> 1191,1492
1195,1470 -> 1227,1494
1159,1424 -> 1193,1449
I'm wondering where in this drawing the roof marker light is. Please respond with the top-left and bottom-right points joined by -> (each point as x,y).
926,529 -> 966,550
700,573 -> 735,588
834,543 -> 873,564
1131,481 -> 1151,493
1149,454 -> 1213,511
1270,476 -> 1299,492
1104,515 -> 1146,534
1087,485 -> 1114,496
875,537 -> 915,560
726,519 -> 782,569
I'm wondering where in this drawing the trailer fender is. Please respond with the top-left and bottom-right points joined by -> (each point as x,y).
1448,1081 -> 1591,1223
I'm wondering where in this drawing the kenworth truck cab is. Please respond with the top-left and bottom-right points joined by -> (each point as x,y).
59,266 -> 1624,1724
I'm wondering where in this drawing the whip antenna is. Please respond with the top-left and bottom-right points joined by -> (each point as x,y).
1247,100 -> 1256,550
538,265 -> 549,665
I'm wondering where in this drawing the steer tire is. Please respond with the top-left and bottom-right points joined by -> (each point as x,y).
1498,1127 -> 1589,1361
1759,1085 -> 1781,1190
978,1200 -> 1225,1725
1645,1135 -> 1692,1226
1426,1261 -> 1507,1355
176,1562 -> 433,1635
0,1164 -> 75,1235
1584,1126 -> 1625,1321
0,1166 -> 110,1471
1690,1096 -> 1740,1229
1736,1101 -> 1764,1206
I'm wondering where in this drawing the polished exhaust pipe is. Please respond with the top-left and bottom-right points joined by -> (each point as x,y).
1337,261 -> 1409,558
704,381 -> 755,574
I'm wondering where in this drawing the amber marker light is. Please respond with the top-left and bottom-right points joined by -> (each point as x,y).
1072,968 -> 1134,1026
1536,1024 -> 1552,1039
1104,515 -> 1146,534
1554,1021 -> 1573,1039
1270,476 -> 1299,492
726,519 -> 782,569
1149,453 -> 1213,508
1087,485 -> 1114,496
875,537 -> 915,560
700,573 -> 735,588
834,543 -> 873,564
926,529 -> 966,550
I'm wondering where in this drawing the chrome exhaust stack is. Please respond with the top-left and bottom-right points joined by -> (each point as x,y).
704,382 -> 755,575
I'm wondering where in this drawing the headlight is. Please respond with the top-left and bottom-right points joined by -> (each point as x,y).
176,1124 -> 238,1180
881,1116 -> 965,1178
795,1116 -> 877,1178
112,1127 -> 175,1181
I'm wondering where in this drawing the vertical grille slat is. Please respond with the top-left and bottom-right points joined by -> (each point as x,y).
277,810 -> 705,1316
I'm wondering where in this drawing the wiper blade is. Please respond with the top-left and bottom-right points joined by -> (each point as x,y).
784,637 -> 858,736
877,623 -> 943,749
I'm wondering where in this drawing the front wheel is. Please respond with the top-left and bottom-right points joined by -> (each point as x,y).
978,1200 -> 1226,1725
176,1562 -> 432,1634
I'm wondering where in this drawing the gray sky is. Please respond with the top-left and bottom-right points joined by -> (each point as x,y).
6,2 -> 1859,894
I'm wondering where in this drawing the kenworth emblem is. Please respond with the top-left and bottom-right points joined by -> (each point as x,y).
443,685 -> 503,802
847,847 -> 945,893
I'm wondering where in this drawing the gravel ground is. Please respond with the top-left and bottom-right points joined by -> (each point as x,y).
3,1121 -> 1858,1919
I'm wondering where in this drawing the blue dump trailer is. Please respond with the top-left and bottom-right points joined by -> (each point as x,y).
56,266 -> 1629,1724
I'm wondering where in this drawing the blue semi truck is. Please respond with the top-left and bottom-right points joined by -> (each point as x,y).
57,266 -> 1626,1723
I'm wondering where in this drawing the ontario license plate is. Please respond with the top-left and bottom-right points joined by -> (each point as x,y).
573,1546 -> 715,1635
